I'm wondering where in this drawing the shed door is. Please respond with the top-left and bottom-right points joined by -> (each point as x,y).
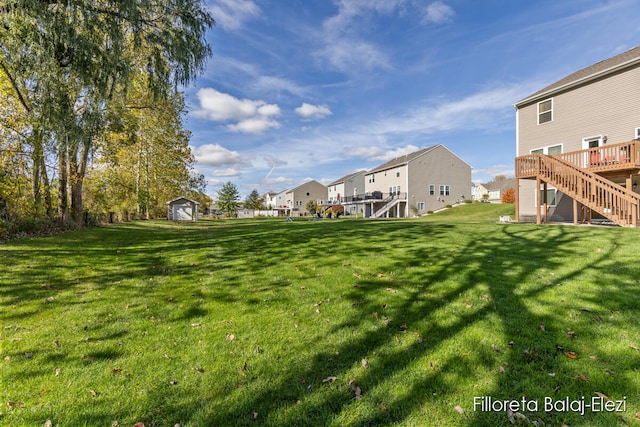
173,204 -> 192,220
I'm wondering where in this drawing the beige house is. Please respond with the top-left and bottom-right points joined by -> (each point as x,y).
342,145 -> 472,218
514,47 -> 640,226
283,180 -> 328,216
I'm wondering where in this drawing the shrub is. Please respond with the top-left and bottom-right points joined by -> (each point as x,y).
502,187 -> 516,204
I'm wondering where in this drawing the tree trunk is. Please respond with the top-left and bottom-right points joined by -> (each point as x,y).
57,134 -> 69,224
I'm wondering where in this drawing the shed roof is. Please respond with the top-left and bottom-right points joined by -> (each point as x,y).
515,46 -> 640,107
166,196 -> 200,205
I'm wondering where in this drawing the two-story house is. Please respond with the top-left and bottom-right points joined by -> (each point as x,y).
283,180 -> 328,216
327,170 -> 367,216
341,145 -> 472,218
514,47 -> 640,226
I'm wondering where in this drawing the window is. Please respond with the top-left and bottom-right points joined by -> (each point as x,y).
429,184 -> 435,195
417,202 -> 425,211
530,144 -> 562,155
396,167 -> 400,178
538,188 -> 557,206
439,185 -> 450,196
369,174 -> 375,183
635,127 -> 640,140
389,185 -> 400,195
538,99 -> 553,124
582,136 -> 603,150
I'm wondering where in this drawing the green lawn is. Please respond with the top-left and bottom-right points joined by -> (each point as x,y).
1,204 -> 639,426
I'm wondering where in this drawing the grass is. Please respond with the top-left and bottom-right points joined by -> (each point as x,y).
1,203 -> 639,426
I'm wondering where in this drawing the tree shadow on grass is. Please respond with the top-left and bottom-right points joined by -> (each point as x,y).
2,220 -> 638,426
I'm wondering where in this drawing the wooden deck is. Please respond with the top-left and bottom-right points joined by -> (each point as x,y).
515,141 -> 640,227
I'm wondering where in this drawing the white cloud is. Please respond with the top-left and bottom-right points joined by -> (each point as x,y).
423,1 -> 455,24
212,168 -> 242,177
192,144 -> 251,167
209,0 -> 260,31
295,103 -> 333,120
345,145 -> 420,162
193,88 -> 281,135
253,76 -> 307,97
264,155 -> 287,168
317,39 -> 391,73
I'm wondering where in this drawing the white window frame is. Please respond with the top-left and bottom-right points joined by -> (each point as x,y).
530,144 -> 563,155
439,185 -> 450,196
417,202 -> 425,211
582,135 -> 603,150
429,184 -> 435,196
537,99 -> 553,125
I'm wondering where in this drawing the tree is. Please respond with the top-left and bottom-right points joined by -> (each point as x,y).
501,187 -> 516,204
0,0 -> 214,225
306,200 -> 318,216
244,189 -> 264,210
217,182 -> 240,217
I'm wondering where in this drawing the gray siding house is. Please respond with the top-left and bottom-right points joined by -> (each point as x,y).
342,145 -> 472,218
284,180 -> 328,216
327,170 -> 367,216
514,47 -> 640,226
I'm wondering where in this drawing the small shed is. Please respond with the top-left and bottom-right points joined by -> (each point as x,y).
167,196 -> 199,221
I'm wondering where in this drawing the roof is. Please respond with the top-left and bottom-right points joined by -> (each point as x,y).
483,178 -> 516,191
516,46 -> 640,107
166,196 -> 199,205
367,146 -> 437,174
328,170 -> 366,186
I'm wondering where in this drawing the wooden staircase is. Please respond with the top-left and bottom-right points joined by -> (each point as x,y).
516,152 -> 640,227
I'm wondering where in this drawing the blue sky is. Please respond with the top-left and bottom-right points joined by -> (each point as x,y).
184,0 -> 639,199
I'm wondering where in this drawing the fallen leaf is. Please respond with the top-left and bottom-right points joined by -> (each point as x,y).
194,367 -> 204,374
43,420 -> 52,427
499,366 -> 505,373
372,312 -> 378,319
491,344 -> 500,352
169,380 -> 177,385
465,301 -> 472,309
163,353 -> 171,359
55,368 -> 60,376
225,333 -> 235,341
348,379 -> 362,399
112,421 -> 119,427
361,359 -> 369,369
539,323 -> 546,331
454,405 -> 465,415
386,287 -> 397,293
630,345 -> 640,351
252,411 -> 258,420
191,323 -> 200,327
399,324 -> 408,332
322,376 -> 337,383
134,423 -> 145,427
594,392 -> 610,401
89,389 -> 97,397
353,273 -> 362,279
565,351 -> 578,359
605,369 -> 616,376
575,374 -> 590,382
580,307 -> 592,312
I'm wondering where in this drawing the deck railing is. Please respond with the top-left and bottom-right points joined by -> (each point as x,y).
554,140 -> 640,173
516,153 -> 640,226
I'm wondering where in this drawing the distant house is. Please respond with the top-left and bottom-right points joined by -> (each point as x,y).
342,145 -> 472,218
284,180 -> 328,216
263,191 -> 278,209
167,196 -> 199,221
327,170 -> 367,216
475,179 -> 516,203
514,47 -> 640,226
